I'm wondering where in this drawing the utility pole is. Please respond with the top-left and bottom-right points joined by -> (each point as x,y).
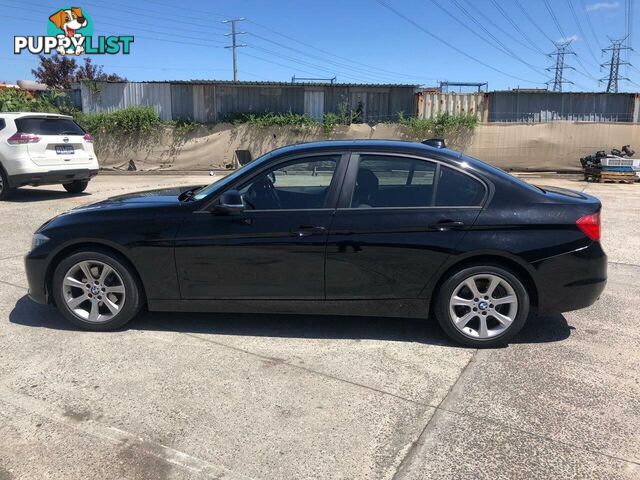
223,18 -> 246,82
546,41 -> 575,92
600,36 -> 632,93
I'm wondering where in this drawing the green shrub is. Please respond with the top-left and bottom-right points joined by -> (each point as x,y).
0,89 -> 59,113
321,112 -> 340,135
75,106 -> 161,135
222,111 -> 316,129
172,117 -> 200,135
398,112 -> 478,139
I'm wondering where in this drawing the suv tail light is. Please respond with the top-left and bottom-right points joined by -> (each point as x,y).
7,132 -> 40,145
576,212 -> 601,241
83,133 -> 94,143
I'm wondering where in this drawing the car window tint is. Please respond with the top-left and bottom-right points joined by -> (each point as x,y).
238,156 -> 338,210
350,155 -> 436,208
15,118 -> 85,136
435,166 -> 485,206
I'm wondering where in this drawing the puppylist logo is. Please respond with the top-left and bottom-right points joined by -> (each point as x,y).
14,7 -> 134,55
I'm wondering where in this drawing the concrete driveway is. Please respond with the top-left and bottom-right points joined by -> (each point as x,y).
0,174 -> 638,480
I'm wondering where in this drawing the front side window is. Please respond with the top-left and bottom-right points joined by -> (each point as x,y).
350,155 -> 436,208
238,156 -> 338,210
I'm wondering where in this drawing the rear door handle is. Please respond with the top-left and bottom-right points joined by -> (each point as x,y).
290,225 -> 327,237
430,220 -> 465,231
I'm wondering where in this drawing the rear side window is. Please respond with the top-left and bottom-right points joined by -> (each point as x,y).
350,155 -> 436,208
435,166 -> 485,206
0,119 -> 5,131
15,117 -> 84,136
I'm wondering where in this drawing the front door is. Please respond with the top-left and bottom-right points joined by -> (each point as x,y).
325,153 -> 486,300
174,154 -> 344,299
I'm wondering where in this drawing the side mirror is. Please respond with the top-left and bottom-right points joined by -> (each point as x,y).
214,189 -> 245,215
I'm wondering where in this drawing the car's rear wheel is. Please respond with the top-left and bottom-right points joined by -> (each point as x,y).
434,264 -> 529,348
63,180 -> 89,194
52,250 -> 143,331
0,167 -> 16,200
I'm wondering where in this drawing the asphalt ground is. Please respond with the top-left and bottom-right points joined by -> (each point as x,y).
0,174 -> 638,480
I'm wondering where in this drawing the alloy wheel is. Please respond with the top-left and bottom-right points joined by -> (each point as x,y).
448,273 -> 518,340
62,260 -> 126,323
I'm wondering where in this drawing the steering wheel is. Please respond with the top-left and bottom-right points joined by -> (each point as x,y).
246,175 -> 281,209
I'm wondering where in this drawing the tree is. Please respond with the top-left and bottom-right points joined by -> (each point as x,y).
75,57 -> 126,83
31,55 -> 78,89
32,55 -> 126,89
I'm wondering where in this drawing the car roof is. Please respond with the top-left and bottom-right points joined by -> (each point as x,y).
0,112 -> 73,119
263,139 -> 463,161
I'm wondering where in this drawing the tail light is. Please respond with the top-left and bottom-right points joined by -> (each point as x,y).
576,211 -> 601,241
83,133 -> 94,143
7,132 -> 40,145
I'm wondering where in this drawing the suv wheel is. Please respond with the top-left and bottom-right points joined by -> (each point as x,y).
52,250 -> 143,331
434,264 -> 530,348
0,167 -> 16,200
63,180 -> 89,194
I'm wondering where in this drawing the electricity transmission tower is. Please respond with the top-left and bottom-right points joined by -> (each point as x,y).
600,37 -> 632,93
546,42 -> 575,92
223,18 -> 247,82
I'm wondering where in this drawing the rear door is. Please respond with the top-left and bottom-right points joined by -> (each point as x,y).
16,116 -> 93,166
325,153 -> 487,300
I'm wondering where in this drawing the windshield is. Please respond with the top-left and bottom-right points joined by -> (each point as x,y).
192,150 -> 279,200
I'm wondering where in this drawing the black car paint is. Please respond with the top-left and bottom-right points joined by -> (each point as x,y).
25,140 -> 607,319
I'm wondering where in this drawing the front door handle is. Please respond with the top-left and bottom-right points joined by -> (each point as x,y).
290,225 -> 327,237
430,220 -> 465,231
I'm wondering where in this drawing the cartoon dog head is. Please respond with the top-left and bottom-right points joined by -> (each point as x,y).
49,8 -> 87,37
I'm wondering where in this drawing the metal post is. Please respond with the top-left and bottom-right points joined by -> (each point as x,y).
223,18 -> 246,82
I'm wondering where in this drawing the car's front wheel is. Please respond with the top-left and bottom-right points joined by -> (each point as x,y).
52,250 -> 143,331
434,264 -> 529,348
63,180 -> 89,194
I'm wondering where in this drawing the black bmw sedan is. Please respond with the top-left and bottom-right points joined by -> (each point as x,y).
25,140 -> 606,347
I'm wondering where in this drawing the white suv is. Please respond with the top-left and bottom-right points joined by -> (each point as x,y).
0,112 -> 99,200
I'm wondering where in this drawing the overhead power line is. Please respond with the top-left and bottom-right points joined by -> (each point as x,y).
373,0 -> 546,84
566,0 -> 600,64
246,20 -> 432,81
488,0 -> 546,55
248,32 -> 426,82
428,0 -> 546,76
543,0 -> 568,39
513,0 -> 555,44
458,0 -> 546,55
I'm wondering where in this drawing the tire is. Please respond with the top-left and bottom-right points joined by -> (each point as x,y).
0,166 -> 16,200
434,264 -> 530,348
52,249 -> 144,331
63,180 -> 89,194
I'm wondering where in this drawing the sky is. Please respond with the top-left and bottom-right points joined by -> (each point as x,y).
2,0 -> 638,91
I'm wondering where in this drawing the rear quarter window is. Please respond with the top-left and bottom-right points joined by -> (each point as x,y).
15,117 -> 85,136
0,118 -> 5,131
435,166 -> 485,206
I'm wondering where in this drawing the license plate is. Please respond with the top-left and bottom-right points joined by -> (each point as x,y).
55,145 -> 74,155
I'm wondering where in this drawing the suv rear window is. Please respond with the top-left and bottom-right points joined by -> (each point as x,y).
15,117 -> 85,136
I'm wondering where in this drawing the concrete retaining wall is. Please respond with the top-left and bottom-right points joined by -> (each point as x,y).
94,122 -> 640,172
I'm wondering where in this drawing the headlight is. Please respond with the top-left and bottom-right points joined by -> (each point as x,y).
31,233 -> 50,250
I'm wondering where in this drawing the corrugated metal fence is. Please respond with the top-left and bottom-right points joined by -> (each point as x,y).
488,91 -> 636,122
417,92 -> 487,120
77,81 -> 416,123
75,82 -> 640,124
